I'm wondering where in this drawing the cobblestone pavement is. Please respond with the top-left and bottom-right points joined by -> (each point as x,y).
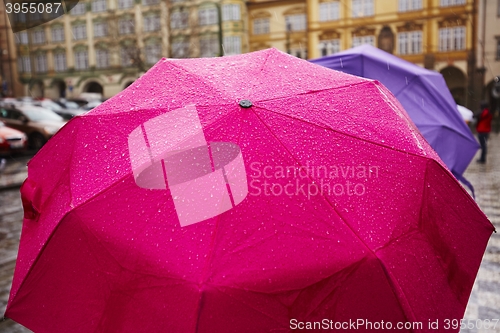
0,137 -> 499,333
0,155 -> 31,190
461,133 -> 500,333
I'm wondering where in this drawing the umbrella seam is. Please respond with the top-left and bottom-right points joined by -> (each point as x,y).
251,81 -> 370,105
192,105 -> 248,332
254,98 -> 433,161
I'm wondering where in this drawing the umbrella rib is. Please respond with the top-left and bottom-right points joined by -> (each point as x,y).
252,81 -> 370,105
254,101 -> 431,161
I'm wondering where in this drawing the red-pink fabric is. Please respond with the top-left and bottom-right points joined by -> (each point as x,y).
6,49 -> 494,333
476,108 -> 492,133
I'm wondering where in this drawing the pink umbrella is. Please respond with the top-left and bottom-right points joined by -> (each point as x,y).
6,49 -> 494,332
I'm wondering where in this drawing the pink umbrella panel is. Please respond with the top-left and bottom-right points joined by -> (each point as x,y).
6,49 -> 494,333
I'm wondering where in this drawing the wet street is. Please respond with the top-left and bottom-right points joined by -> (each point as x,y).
0,136 -> 499,332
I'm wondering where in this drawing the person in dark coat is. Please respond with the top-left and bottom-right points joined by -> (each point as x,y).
476,101 -> 493,163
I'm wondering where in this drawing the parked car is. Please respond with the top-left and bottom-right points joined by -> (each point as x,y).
32,99 -> 86,120
81,100 -> 102,111
66,98 -> 89,108
0,104 -> 66,150
0,121 -> 27,155
55,98 -> 84,111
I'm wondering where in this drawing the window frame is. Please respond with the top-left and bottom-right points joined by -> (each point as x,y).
285,14 -> 306,31
223,35 -> 241,55
35,53 -> 48,73
352,0 -> 374,18
93,21 -> 108,37
222,4 -> 240,21
199,7 -> 218,26
253,17 -> 270,35
54,53 -> 67,72
319,1 -> 340,22
51,26 -> 65,42
91,0 -> 106,13
95,49 -> 110,68
319,38 -> 341,56
75,50 -> 89,70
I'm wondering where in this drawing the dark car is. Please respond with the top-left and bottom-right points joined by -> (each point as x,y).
0,121 -> 27,155
0,104 -> 66,150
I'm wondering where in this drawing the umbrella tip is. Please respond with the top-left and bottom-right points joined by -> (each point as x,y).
239,100 -> 252,108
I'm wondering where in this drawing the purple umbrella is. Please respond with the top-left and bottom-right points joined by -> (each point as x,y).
310,45 -> 479,190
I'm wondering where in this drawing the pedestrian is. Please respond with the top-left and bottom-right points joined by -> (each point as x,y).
476,101 -> 493,164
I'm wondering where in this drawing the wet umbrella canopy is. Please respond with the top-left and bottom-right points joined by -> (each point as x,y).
6,49 -> 494,332
310,44 -> 479,183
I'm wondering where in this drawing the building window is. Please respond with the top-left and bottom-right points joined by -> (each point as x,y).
118,18 -> 135,34
54,53 -> 67,72
290,47 -> 307,59
91,0 -> 106,12
352,35 -> 375,47
319,39 -> 340,56
439,0 -> 465,6
143,0 -> 159,5
94,22 -> 108,37
35,54 -> 47,73
199,7 -> 218,26
144,14 -> 161,31
15,31 -> 29,44
172,40 -> 190,58
145,43 -> 161,64
352,0 -> 374,17
171,11 -> 189,29
120,47 -> 135,66
118,0 -> 133,9
285,14 -> 306,31
399,0 -> 422,12
71,2 -> 86,15
253,18 -> 270,35
398,30 -> 422,54
223,36 -> 241,55
73,24 -> 87,40
52,26 -> 65,42
75,50 -> 89,70
222,4 -> 240,21
18,56 -> 31,73
32,30 -> 45,44
96,49 -> 110,68
144,14 -> 160,32
319,2 -> 340,22
200,35 -> 219,57
438,26 -> 465,51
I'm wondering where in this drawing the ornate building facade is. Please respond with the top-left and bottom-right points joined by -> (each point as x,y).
13,0 -> 248,98
248,0 -> 479,108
